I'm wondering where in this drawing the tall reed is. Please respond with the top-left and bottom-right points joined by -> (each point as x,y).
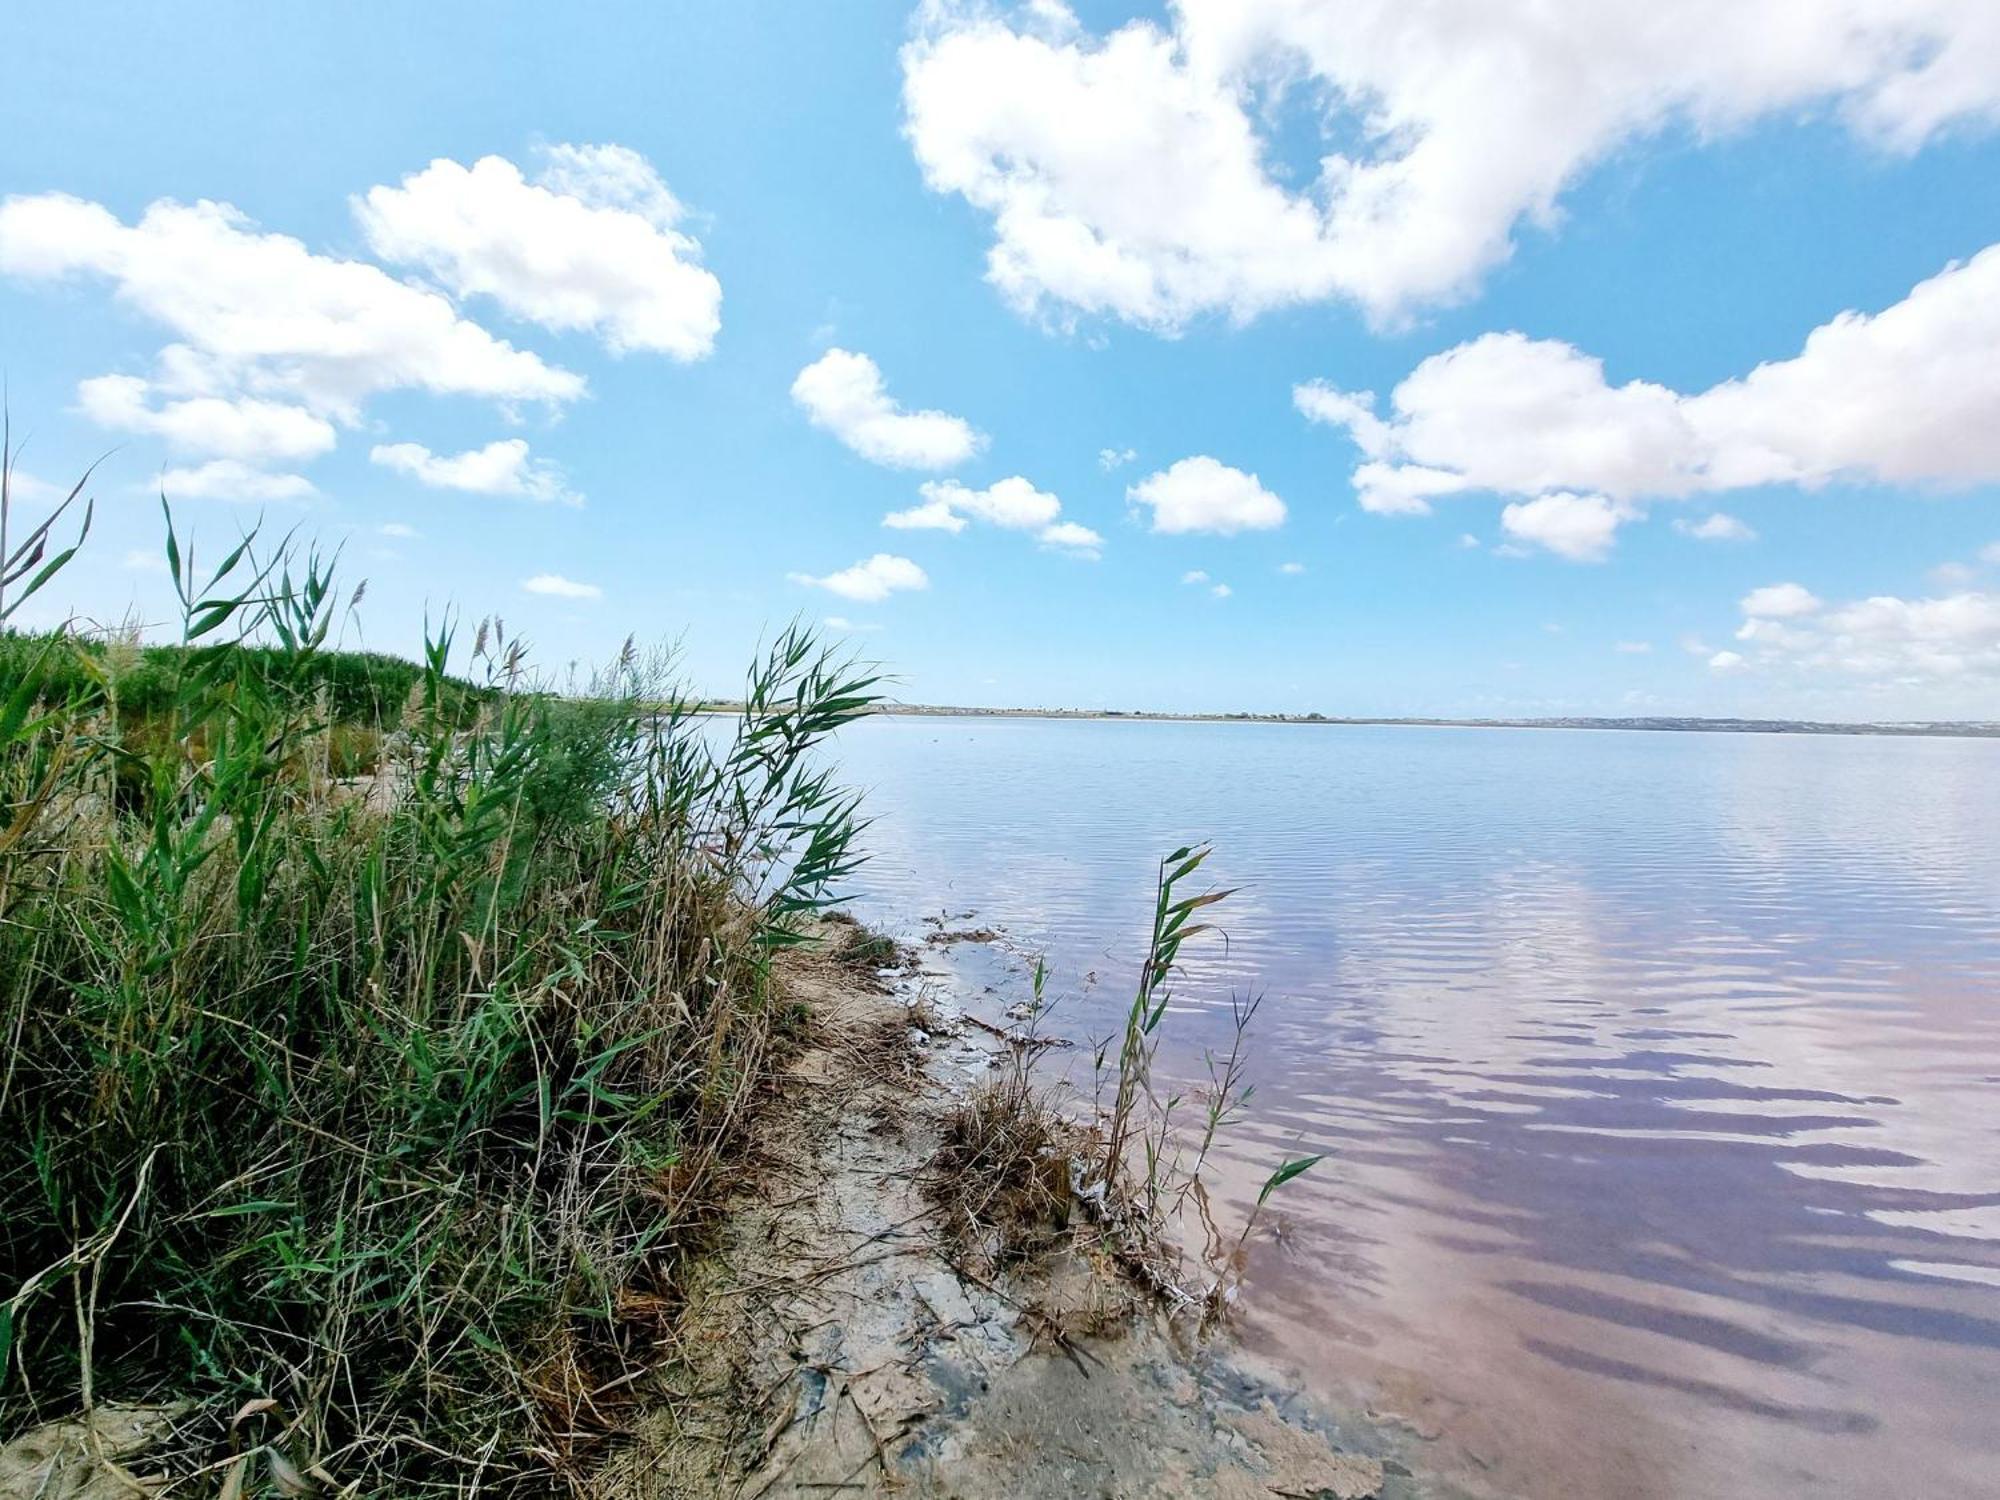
1092,845 -> 1323,1321
0,452 -> 879,1492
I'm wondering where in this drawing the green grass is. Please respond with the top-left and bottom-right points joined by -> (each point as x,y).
0,629 -> 483,725
0,452 -> 881,1492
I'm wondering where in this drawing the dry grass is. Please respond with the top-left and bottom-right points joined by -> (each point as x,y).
929,1075 -> 1075,1274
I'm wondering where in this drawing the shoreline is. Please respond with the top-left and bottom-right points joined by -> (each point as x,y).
604,919 -> 1419,1499
690,703 -> 2000,741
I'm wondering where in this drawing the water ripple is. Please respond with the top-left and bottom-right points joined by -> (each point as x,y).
833,717 -> 2000,1498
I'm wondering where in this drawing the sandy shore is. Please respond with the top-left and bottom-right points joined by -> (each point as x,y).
597,921 -> 1427,1499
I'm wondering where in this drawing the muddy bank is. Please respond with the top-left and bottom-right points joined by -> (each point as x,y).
600,921 -> 1430,1500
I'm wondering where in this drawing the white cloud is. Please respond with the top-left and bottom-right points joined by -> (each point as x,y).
0,192 -> 583,420
379,522 -> 419,539
902,1 -> 2000,329
1347,461 -> 1469,518
522,573 -> 602,600
882,495 -> 968,532
1038,519 -> 1104,557
788,553 -> 930,603
357,144 -> 721,360
1983,542 -> 2000,565
121,548 -> 168,574
0,469 -> 60,504
1098,446 -> 1137,470
909,476 -> 1060,529
1129,456 -> 1284,535
1615,641 -> 1653,654
1499,493 -> 1629,562
884,475 -> 1102,556
791,348 -> 982,469
1301,246 -> 2000,548
1278,561 -> 1306,574
1742,582 -> 1823,617
370,439 -> 577,504
1674,512 -> 1758,542
1295,383 -> 1389,456
1179,569 -> 1231,596
822,615 -> 883,633
1931,561 -> 1977,587
77,374 -> 335,464
1709,650 -> 1748,672
1719,584 -> 2000,683
157,459 -> 317,502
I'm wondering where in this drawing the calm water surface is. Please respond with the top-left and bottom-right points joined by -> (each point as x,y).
830,716 -> 2000,1499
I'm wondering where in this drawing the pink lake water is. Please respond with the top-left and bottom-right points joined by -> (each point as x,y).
831,715 -> 2000,1499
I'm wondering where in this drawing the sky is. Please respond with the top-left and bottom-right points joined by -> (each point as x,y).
3,0 -> 1999,720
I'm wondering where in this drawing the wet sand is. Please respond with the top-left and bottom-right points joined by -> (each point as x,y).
601,923 -> 1420,1499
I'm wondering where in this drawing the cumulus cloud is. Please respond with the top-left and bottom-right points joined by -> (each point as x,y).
157,459 -> 318,502
1300,245 -> 2000,554
1278,561 -> 1306,574
1742,582 -> 1823,618
881,495 -> 967,532
790,349 -> 982,469
788,553 -> 930,603
1179,569 -> 1230,597
899,476 -> 1058,530
1347,461 -> 1469,518
1718,582 -> 2000,683
1294,383 -> 1390,456
902,1 -> 2000,329
77,374 -> 335,464
370,438 -> 578,504
357,144 -> 721,360
523,573 -> 603,600
0,192 -> 583,421
1098,446 -> 1137,470
1037,519 -> 1104,557
1499,493 -> 1630,562
1675,512 -> 1758,542
1128,456 -> 1285,535
883,475 -> 1103,557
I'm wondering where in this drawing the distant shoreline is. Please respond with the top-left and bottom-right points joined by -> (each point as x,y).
692,702 -> 2000,740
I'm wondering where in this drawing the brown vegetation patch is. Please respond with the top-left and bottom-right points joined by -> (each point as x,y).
927,1074 -> 1076,1273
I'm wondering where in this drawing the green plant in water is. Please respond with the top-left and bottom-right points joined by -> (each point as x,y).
1083,842 -> 1324,1322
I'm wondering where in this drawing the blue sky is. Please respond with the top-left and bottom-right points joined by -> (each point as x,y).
3,1 -> 1999,719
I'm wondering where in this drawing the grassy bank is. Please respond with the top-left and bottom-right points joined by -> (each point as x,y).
0,474 -> 879,1491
